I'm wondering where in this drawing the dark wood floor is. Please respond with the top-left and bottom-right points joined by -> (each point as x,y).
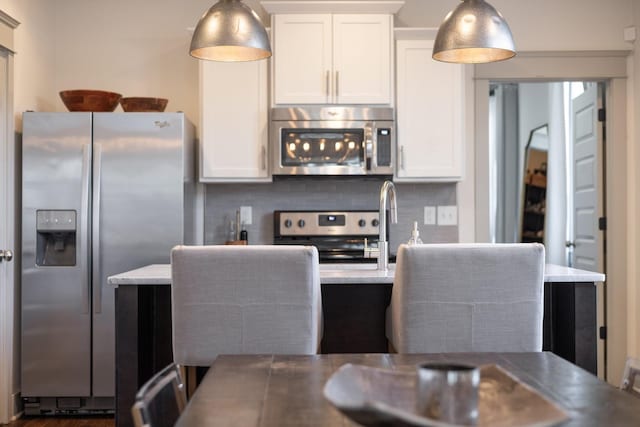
8,417 -> 114,427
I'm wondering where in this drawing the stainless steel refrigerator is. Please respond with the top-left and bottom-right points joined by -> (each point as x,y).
21,112 -> 197,414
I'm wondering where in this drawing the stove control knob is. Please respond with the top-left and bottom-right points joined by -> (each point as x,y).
284,219 -> 293,228
371,219 -> 380,227
358,219 -> 367,227
298,219 -> 306,228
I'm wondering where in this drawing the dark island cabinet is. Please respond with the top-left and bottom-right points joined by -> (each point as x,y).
114,280 -> 596,427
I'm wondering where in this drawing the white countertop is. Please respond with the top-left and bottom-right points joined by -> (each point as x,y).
108,262 -> 605,286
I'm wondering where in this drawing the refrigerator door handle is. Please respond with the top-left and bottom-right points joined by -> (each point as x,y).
92,144 -> 103,314
81,144 -> 91,314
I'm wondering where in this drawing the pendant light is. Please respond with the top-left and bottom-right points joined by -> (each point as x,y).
190,0 -> 272,62
433,0 -> 515,64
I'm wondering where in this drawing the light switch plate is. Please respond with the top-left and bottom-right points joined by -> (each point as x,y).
240,206 -> 252,225
424,206 -> 436,225
437,205 -> 458,226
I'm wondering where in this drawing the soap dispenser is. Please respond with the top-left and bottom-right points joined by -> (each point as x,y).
407,221 -> 423,245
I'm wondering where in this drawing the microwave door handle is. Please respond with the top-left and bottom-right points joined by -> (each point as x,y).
365,124 -> 374,171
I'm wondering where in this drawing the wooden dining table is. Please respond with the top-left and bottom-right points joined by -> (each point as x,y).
174,352 -> 638,427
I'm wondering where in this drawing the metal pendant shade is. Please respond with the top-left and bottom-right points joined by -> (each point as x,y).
190,0 -> 272,62
433,0 -> 515,64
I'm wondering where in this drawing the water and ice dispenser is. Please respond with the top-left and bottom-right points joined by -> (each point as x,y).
36,210 -> 77,266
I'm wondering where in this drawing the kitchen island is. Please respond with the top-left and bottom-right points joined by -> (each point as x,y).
109,263 -> 604,427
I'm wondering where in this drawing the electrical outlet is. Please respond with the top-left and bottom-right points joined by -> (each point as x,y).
240,206 -> 252,225
424,206 -> 436,225
437,205 -> 458,226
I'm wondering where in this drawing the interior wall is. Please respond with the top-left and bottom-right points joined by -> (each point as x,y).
520,83 -> 567,266
3,0 -> 56,130
546,83 -> 568,266
631,2 -> 640,360
490,83 -> 519,244
2,0 -> 634,132
395,0 -> 632,50
492,82 -> 567,265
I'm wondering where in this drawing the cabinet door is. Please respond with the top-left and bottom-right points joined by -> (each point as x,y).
273,14 -> 332,104
200,60 -> 270,181
333,14 -> 392,104
395,39 -> 463,181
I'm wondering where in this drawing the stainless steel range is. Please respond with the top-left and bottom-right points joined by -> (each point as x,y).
273,210 -> 389,263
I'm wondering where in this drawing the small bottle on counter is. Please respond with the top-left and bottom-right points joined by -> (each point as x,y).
407,221 -> 423,245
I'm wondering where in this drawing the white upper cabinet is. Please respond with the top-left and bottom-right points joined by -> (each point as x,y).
199,59 -> 270,182
272,13 -> 392,105
273,14 -> 333,104
394,36 -> 464,182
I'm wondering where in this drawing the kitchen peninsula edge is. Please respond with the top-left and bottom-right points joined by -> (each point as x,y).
109,263 -> 604,427
108,262 -> 604,285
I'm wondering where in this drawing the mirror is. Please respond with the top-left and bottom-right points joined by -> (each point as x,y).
520,124 -> 549,243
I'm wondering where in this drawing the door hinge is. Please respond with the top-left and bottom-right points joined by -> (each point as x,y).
598,108 -> 606,122
598,217 -> 607,231
599,326 -> 607,340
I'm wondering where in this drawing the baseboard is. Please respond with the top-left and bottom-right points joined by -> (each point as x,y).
11,392 -> 22,421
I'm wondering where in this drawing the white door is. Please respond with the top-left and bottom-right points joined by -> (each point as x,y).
572,83 -> 603,272
571,82 -> 605,377
0,48 -> 14,424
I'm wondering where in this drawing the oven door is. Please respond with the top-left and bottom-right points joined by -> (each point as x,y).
271,120 -> 368,175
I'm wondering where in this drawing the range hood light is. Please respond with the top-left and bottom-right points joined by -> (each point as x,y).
190,0 -> 271,62
433,0 -> 515,64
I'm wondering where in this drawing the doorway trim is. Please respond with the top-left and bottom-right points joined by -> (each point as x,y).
464,50 -> 630,384
0,48 -> 15,424
0,10 -> 19,424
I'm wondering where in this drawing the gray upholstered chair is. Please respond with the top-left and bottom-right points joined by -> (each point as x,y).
387,243 -> 545,353
170,245 -> 322,368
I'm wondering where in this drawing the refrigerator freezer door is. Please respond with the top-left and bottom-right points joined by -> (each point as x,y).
91,113 -> 186,396
21,112 -> 93,396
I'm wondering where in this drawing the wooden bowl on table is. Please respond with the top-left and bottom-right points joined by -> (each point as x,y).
120,97 -> 168,112
59,90 -> 122,112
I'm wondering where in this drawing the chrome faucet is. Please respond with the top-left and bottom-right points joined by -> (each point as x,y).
377,180 -> 398,270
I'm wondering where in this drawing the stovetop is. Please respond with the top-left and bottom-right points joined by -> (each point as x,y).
273,210 -> 392,263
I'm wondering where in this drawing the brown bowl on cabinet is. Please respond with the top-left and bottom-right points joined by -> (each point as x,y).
120,97 -> 168,112
59,90 -> 122,112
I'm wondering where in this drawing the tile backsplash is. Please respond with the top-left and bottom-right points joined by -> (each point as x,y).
204,177 -> 458,254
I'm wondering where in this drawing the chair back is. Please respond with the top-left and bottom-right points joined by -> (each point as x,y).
621,357 -> 640,397
387,243 -> 545,353
171,245 -> 322,366
131,363 -> 186,427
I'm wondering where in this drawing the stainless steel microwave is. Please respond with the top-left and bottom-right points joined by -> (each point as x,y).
270,106 -> 395,176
